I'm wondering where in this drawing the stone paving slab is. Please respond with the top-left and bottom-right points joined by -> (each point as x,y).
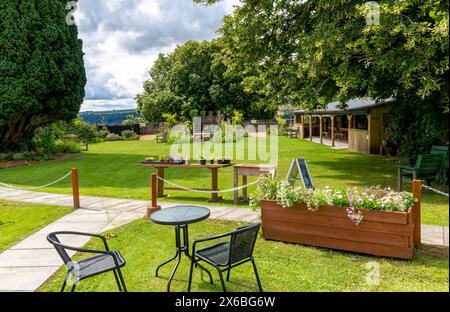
20,194 -> 69,204
0,267 -> 60,292
11,232 -> 91,250
0,249 -> 68,267
421,224 -> 449,247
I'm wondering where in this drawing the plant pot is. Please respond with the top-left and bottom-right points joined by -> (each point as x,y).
217,160 -> 223,164
260,200 -> 417,259
199,159 -> 206,165
209,160 -> 215,164
223,159 -> 231,164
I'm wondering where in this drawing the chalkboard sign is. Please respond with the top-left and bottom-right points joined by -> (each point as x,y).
286,158 -> 315,189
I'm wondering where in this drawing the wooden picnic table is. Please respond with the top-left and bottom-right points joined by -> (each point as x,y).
142,162 -> 232,202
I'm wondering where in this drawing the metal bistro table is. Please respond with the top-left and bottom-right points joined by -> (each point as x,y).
150,205 -> 213,292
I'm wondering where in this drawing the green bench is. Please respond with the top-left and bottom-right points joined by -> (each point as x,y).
397,153 -> 445,191
431,145 -> 449,185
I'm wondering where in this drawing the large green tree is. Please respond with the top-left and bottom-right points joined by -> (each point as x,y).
137,40 -> 274,122
197,0 -> 449,158
0,0 -> 86,151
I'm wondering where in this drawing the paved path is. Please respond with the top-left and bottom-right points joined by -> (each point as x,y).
0,186 -> 448,291
0,187 -> 259,291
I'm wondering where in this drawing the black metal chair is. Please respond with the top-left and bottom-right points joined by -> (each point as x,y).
188,223 -> 262,292
47,231 -> 127,292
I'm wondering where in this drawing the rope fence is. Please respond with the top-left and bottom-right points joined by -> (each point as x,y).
421,184 -> 449,197
0,169 -> 80,209
0,171 -> 72,190
156,175 -> 261,194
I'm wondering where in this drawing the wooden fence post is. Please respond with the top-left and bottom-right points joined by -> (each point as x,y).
412,180 -> 421,247
71,168 -> 80,209
146,173 -> 161,217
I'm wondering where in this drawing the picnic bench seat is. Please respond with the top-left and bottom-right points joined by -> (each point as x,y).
397,153 -> 445,191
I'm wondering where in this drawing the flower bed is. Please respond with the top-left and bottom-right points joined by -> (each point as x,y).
251,176 -> 420,259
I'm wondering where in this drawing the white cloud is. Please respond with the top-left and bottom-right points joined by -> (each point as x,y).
76,0 -> 238,112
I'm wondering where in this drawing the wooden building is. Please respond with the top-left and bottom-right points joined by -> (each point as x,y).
293,98 -> 393,154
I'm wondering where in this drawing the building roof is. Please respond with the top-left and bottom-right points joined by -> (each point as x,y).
294,98 -> 393,115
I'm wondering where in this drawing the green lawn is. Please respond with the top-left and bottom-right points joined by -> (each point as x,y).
0,200 -> 73,253
38,218 -> 449,292
0,138 -> 447,225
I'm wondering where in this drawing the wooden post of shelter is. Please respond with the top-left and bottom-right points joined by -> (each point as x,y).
331,115 -> 335,147
300,115 -> 305,139
309,116 -> 313,142
319,116 -> 323,144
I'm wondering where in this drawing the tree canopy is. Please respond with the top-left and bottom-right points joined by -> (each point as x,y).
136,40 -> 275,122
212,0 -> 449,109
0,0 -> 86,151
195,0 -> 448,158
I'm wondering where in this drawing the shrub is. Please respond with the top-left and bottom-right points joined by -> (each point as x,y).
11,153 -> 25,161
105,133 -> 123,141
32,126 -> 60,153
95,127 -> 110,139
121,130 -> 139,141
54,140 -> 82,154
162,113 -> 178,128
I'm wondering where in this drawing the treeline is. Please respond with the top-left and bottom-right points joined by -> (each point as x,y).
80,110 -> 141,125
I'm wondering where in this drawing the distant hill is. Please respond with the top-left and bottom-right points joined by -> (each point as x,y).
80,109 -> 141,125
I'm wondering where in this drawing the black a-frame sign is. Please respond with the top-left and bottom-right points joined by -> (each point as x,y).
286,158 -> 315,189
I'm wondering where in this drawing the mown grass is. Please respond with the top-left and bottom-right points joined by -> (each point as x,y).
0,200 -> 73,253
38,218 -> 449,292
0,138 -> 447,226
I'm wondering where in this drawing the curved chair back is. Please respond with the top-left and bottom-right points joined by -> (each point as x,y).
229,223 -> 260,264
47,232 -> 72,265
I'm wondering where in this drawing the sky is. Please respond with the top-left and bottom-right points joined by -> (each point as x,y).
73,0 -> 240,112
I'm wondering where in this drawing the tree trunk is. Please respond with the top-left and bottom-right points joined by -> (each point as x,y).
0,114 -> 49,150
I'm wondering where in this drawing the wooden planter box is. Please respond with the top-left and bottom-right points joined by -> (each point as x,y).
261,195 -> 420,260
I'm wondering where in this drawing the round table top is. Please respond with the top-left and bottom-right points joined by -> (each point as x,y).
150,205 -> 210,226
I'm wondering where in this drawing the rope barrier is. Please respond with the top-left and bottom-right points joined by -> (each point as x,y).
156,176 -> 261,194
0,171 -> 72,190
420,184 -> 449,197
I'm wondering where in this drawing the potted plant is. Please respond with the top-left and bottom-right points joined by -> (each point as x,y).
209,159 -> 215,164
199,158 -> 206,165
250,176 -> 420,259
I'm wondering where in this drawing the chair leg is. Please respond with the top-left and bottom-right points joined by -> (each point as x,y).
226,265 -> 231,282
60,271 -> 70,292
188,258 -> 196,292
251,257 -> 263,292
113,270 -> 123,292
70,283 -> 77,292
216,267 -> 227,292
116,268 -> 127,292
